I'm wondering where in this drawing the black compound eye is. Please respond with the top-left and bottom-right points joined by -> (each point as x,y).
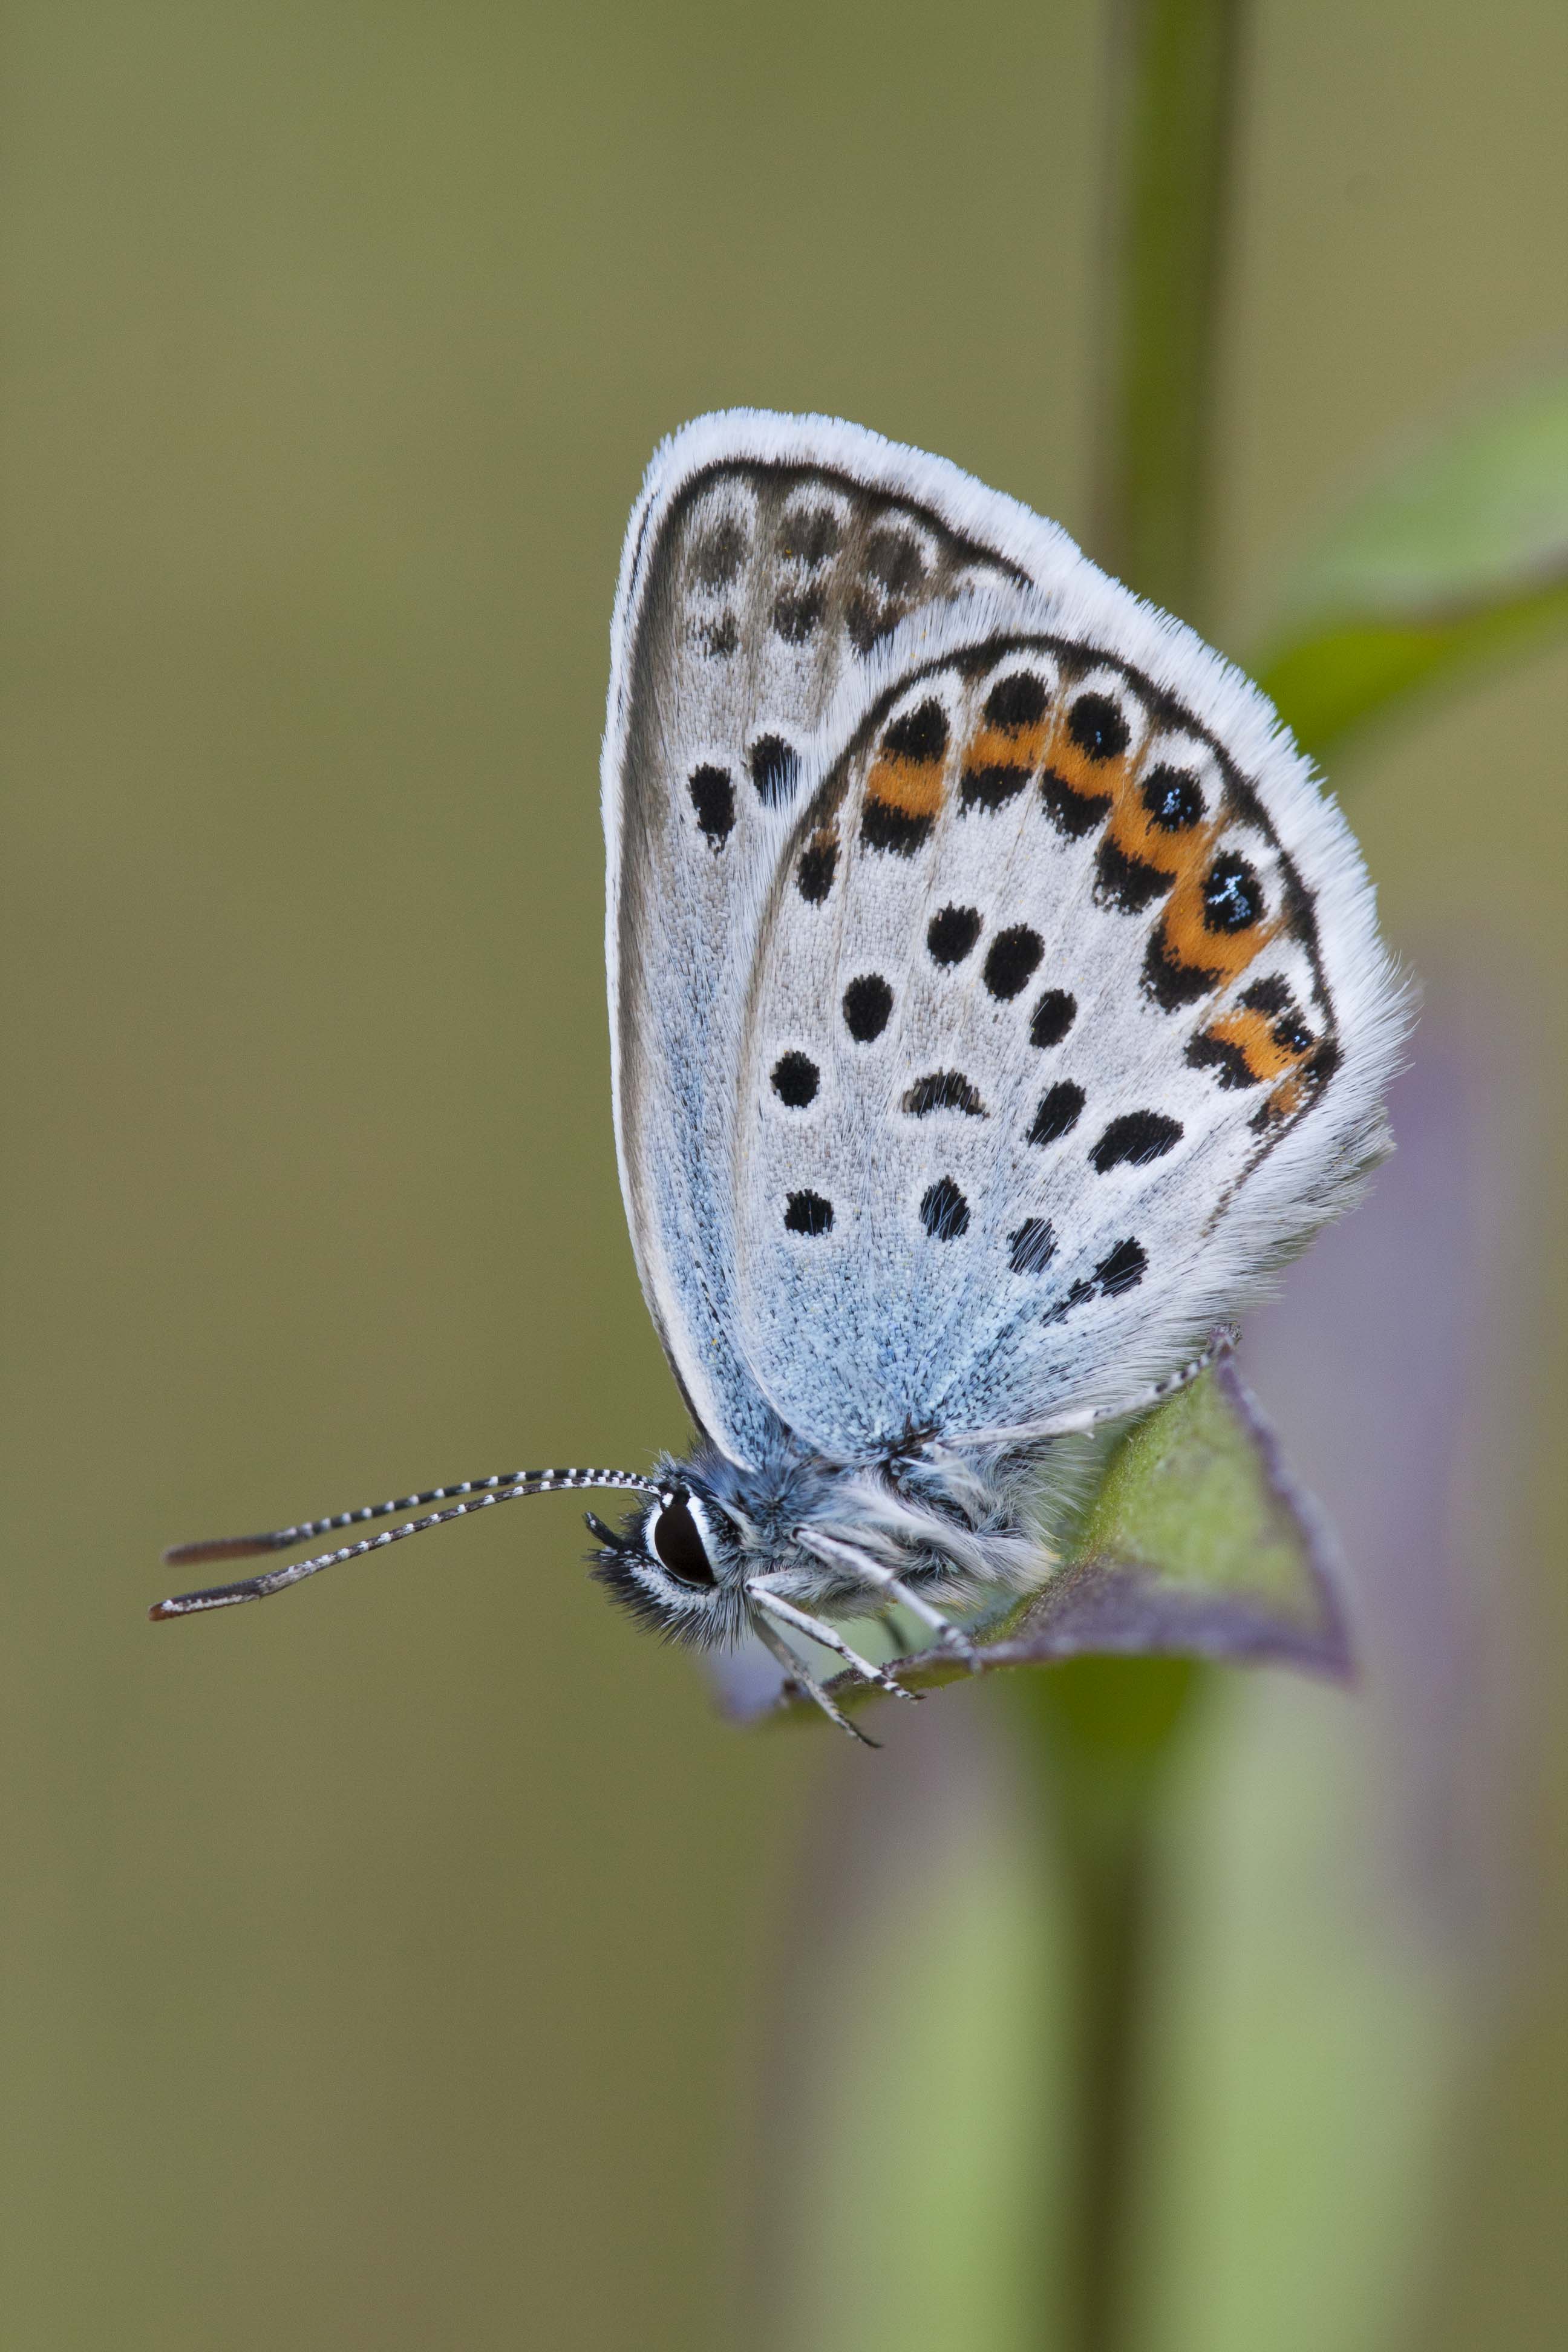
650,1491 -> 717,1587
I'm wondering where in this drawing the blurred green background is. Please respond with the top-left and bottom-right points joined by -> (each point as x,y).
2,2 -> 1563,2345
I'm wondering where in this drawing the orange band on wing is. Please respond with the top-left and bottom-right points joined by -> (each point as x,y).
1203,1007 -> 1306,1085
1159,869 -> 1272,984
864,750 -> 947,821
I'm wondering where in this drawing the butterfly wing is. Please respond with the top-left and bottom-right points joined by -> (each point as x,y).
604,412 -> 1037,1464
606,413 -> 1405,1467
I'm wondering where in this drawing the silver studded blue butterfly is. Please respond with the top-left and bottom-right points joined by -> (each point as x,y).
156,413 -> 1407,1739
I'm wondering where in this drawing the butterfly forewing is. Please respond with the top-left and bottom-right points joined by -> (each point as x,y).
606,421 -> 1033,1460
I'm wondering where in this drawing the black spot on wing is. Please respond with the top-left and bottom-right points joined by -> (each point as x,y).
843,974 -> 893,1042
865,529 -> 926,597
1185,1032 -> 1259,1089
927,904 -> 982,966
902,1071 -> 987,1117
771,1051 -> 820,1107
1140,765 -> 1205,830
688,765 -> 734,846
772,588 -> 824,644
861,799 -> 933,855
984,673 -> 1049,731
748,734 -> 800,808
783,507 -> 841,567
882,699 -> 949,762
1094,836 -> 1173,913
697,613 -> 738,658
1045,1235 -> 1146,1321
784,1190 -> 833,1236
1239,975 -> 1291,1015
1040,771 -> 1112,838
919,1177 -> 969,1240
961,764 -> 1031,813
1142,927 -> 1217,1009
689,519 -> 746,588
1027,1083 -> 1085,1146
1094,1238 -> 1146,1296
1202,850 -> 1265,932
846,595 -> 896,657
1090,1111 -> 1183,1171
1029,988 -> 1077,1048
796,837 -> 838,903
1008,1218 -> 1057,1275
1067,694 -> 1131,762
983,926 -> 1044,1001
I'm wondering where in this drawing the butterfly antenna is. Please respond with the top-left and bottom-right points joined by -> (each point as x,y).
151,1466 -> 659,1621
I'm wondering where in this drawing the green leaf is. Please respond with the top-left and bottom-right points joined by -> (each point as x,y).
752,1361 -> 1351,1726
1253,374 -> 1568,763
1048,1359 -> 1350,1668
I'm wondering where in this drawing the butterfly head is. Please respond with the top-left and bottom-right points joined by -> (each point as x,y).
587,1469 -> 760,1649
585,1439 -> 939,1650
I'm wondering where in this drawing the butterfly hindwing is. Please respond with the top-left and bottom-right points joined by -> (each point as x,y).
606,414 -> 1402,1466
737,627 -> 1387,1454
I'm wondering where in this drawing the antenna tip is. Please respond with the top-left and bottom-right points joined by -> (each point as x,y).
148,1598 -> 179,1622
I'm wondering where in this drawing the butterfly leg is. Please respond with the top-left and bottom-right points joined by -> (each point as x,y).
753,1617 -> 880,1746
750,1587 -> 921,1704
864,1571 -> 978,1670
798,1531 -> 979,1670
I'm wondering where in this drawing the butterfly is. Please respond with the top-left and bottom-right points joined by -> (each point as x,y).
154,411 -> 1408,1739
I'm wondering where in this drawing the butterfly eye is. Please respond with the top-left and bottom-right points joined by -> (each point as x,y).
650,1491 -> 719,1587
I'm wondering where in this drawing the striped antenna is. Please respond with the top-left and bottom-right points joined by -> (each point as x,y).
151,1466 -> 658,1621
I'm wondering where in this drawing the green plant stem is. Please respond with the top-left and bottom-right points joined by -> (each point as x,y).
1092,0 -> 1248,628
1019,1659 -> 1200,2352
1031,14 -> 1250,2341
